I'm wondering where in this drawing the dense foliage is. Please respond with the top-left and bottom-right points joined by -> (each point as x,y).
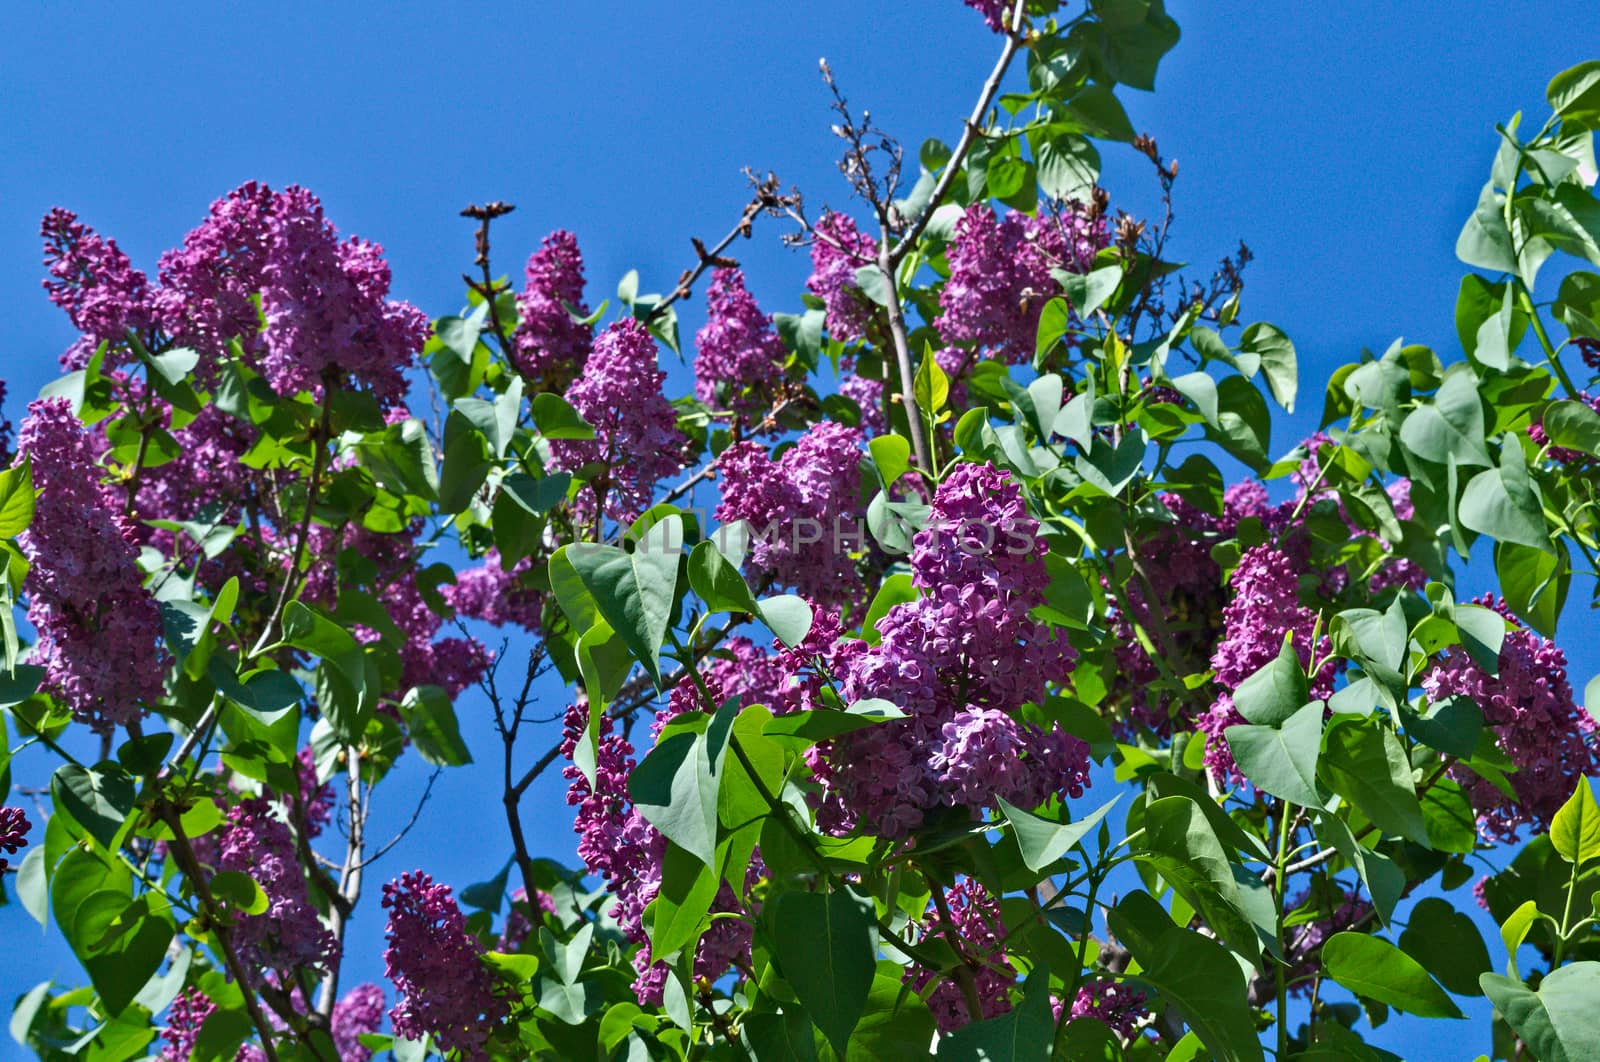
6,2 -> 1600,1059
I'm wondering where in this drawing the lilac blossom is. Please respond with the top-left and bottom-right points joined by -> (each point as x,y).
41,208 -> 162,368
714,422 -> 865,607
838,373 -> 885,432
694,268 -> 788,421
904,879 -> 1015,1031
219,798 -> 339,980
159,987 -> 216,1061
512,230 -> 592,387
807,212 -> 878,343
1064,980 -> 1148,1040
497,886 -> 559,952
157,182 -> 426,402
807,463 -> 1088,837
15,399 -> 165,731
963,0 -> 1012,32
1197,544 -> 1330,784
549,318 -> 685,525
382,871 -> 507,1061
443,549 -> 542,631
936,203 -> 1106,363
1421,602 -> 1600,842
331,983 -> 386,1062
0,806 -> 31,873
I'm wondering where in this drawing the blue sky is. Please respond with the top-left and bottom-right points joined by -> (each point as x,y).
2,2 -> 1592,1057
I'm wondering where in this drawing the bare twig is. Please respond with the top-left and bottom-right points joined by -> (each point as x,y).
887,0 -> 1029,266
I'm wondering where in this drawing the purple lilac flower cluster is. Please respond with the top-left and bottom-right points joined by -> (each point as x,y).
550,318 -> 686,525
496,886 -> 559,953
41,208 -> 163,369
904,879 -> 1016,1031
694,268 -> 788,423
443,548 -> 543,632
1196,543 -> 1332,785
561,641 -> 772,1004
512,230 -> 593,388
936,202 -> 1106,364
158,986 -> 216,1061
713,422 -> 865,608
300,522 -> 491,699
14,399 -> 166,731
382,871 -> 507,1061
806,212 -> 878,343
1065,979 -> 1149,1040
156,183 -> 427,403
963,0 -> 1012,32
0,806 -> 31,873
227,981 -> 386,1062
1421,600 -> 1600,842
837,373 -> 885,432
807,463 -> 1089,837
218,798 -> 340,981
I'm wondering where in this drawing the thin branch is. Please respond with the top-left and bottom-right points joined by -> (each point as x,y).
887,0 -> 1029,267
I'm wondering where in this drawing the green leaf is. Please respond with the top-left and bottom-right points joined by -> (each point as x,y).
1544,399 -> 1600,456
1225,701 -> 1326,808
280,601 -> 359,659
1239,323 -> 1297,412
847,974 -> 938,1059
1316,812 -> 1404,927
438,410 -> 493,514
649,842 -> 719,963
1318,718 -> 1428,844
1138,795 -> 1276,962
1500,900 -> 1540,980
564,518 -> 681,687
853,265 -> 892,308
1146,772 -> 1272,861
1037,133 -> 1100,201
744,1008 -> 819,1062
1398,897 -> 1491,997
997,794 -> 1120,872
936,967 -> 1053,1061
687,541 -> 757,615
868,434 -> 912,491
769,888 -> 876,1056
1551,778 -> 1600,866
1549,60 -> 1600,120
1482,964 -> 1600,1062
1106,892 -> 1263,1062
1398,366 -> 1490,468
1058,264 -> 1122,319
1496,539 -> 1568,637
1232,637 -> 1309,726
1457,182 -> 1518,274
80,898 -> 174,1017
210,871 -> 270,916
914,346 -> 950,416
51,764 -> 134,852
400,685 -> 472,767
762,700 -> 907,744
1211,375 -> 1271,470
1322,932 -> 1464,1018
1460,459 -> 1550,551
629,721 -> 723,869
531,392 -> 595,440
0,460 -> 36,538
759,594 -> 813,649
